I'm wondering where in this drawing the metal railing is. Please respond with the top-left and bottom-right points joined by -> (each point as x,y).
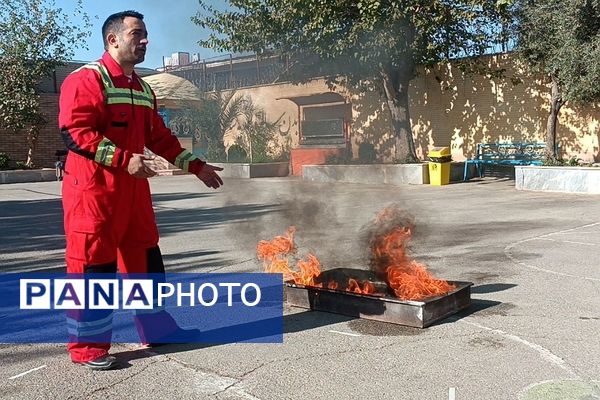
169,54 -> 289,92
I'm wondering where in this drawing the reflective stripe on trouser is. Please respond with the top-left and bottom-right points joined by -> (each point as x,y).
66,261 -> 116,362
65,247 -> 179,361
66,310 -> 113,345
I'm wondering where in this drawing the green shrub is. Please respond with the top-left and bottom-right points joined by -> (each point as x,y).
325,152 -> 349,164
543,156 -> 563,166
0,153 -> 9,170
358,142 -> 377,164
227,144 -> 249,162
15,161 -> 30,170
274,151 -> 290,162
251,153 -> 275,163
543,156 -> 581,166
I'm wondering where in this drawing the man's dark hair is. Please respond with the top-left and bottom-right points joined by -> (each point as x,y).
101,10 -> 144,50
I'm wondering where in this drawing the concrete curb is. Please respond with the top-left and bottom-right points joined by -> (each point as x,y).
515,165 -> 600,194
211,162 -> 290,178
0,169 -> 58,184
301,162 -> 465,185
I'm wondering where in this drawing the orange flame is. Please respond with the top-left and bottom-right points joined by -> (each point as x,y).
295,253 -> 321,286
327,280 -> 339,290
362,280 -> 376,294
347,278 -> 376,294
257,226 -> 296,260
386,263 -> 454,300
370,207 -> 455,300
257,227 -> 321,286
258,206 -> 455,301
347,278 -> 360,293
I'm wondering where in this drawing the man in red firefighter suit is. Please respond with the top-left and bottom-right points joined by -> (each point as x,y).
58,10 -> 223,370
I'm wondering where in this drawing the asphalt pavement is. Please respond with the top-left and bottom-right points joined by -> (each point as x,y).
0,175 -> 599,400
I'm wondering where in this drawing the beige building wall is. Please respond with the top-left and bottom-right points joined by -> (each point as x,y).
348,84 -> 396,161
410,53 -> 599,162
220,80 -> 345,155
205,53 -> 600,164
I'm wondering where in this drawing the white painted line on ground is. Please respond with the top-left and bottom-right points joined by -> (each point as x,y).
556,231 -> 600,235
329,330 -> 362,337
8,365 -> 47,380
544,222 -> 600,236
505,221 -> 600,282
448,387 -> 456,400
537,237 -> 597,246
461,319 -> 579,378
11,263 -> 64,273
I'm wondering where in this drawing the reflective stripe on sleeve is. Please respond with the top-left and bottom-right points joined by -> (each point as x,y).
174,150 -> 199,172
95,138 -> 117,166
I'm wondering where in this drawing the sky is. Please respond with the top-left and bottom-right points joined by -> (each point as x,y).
55,0 -> 226,69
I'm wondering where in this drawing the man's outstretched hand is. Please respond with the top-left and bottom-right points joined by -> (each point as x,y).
127,153 -> 157,179
196,163 -> 224,189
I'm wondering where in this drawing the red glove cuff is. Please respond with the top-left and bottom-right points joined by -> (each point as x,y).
188,159 -> 206,175
114,149 -> 133,170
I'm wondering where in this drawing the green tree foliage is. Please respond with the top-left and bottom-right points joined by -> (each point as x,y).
227,144 -> 248,162
194,0 -> 510,162
195,90 -> 247,161
171,91 -> 288,163
0,0 -> 91,167
171,91 -> 247,161
513,0 -> 600,161
235,96 -> 286,163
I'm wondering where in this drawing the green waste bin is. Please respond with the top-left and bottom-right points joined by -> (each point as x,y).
428,147 -> 452,186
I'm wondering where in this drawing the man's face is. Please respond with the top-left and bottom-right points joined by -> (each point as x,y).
114,16 -> 148,66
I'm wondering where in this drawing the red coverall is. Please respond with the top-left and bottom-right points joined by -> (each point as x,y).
58,52 -> 204,362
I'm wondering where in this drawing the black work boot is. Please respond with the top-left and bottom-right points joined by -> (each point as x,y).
74,355 -> 118,371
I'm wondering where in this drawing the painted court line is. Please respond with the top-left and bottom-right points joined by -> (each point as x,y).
537,237 -> 597,246
461,319 -> 579,378
448,387 -> 456,400
8,365 -> 47,380
504,221 -> 600,282
329,330 -> 362,337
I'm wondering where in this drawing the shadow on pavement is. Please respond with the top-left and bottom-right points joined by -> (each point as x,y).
0,191 -> 281,273
471,283 -> 517,294
114,296 -> 507,366
114,310 -> 354,365
431,298 -> 504,327
113,292 -> 510,366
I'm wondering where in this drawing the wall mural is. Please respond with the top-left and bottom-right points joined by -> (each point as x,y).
159,94 -> 293,163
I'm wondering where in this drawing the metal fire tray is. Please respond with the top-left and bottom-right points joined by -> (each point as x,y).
284,269 -> 472,328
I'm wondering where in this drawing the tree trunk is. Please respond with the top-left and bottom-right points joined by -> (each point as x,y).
545,74 -> 563,162
25,125 -> 39,168
248,131 -> 253,163
381,68 -> 418,163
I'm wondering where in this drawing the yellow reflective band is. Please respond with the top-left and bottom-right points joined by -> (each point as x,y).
174,150 -> 198,171
106,87 -> 153,98
95,138 -> 116,166
74,62 -> 113,88
106,96 -> 154,108
105,87 -> 155,108
139,79 -> 153,97
73,63 -> 155,109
